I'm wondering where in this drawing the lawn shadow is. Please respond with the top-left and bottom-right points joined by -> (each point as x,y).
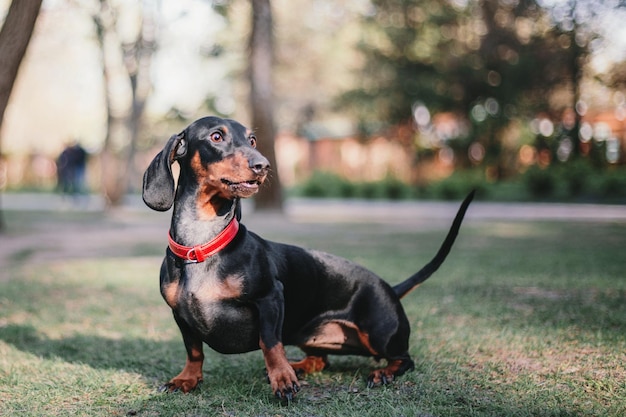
0,323 -> 180,382
0,322 -> 284,391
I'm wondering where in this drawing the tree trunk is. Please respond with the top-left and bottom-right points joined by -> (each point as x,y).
122,9 -> 155,195
249,0 -> 282,211
0,0 -> 43,231
93,0 -> 155,206
568,26 -> 585,159
93,0 -> 125,206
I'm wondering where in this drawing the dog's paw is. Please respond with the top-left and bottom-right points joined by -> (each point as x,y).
274,381 -> 300,402
366,369 -> 395,388
367,358 -> 414,388
158,378 -> 203,393
267,367 -> 300,401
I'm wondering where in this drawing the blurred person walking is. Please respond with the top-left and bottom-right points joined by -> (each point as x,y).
56,141 -> 88,204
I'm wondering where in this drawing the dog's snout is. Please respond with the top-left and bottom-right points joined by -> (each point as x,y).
249,155 -> 270,175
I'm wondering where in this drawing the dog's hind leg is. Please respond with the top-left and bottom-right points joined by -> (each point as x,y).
366,354 -> 415,387
289,354 -> 329,376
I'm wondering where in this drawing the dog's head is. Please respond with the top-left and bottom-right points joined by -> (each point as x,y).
142,116 -> 270,212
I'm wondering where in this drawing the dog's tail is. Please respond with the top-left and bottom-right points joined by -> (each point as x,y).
393,190 -> 475,299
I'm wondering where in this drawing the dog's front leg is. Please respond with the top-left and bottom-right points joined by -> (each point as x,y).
161,312 -> 205,393
255,284 -> 299,400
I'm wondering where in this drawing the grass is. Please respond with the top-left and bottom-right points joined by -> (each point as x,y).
1,212 -> 625,416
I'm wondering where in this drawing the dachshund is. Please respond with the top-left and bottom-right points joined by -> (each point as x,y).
142,116 -> 474,400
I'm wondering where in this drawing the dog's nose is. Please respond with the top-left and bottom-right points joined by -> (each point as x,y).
249,155 -> 270,175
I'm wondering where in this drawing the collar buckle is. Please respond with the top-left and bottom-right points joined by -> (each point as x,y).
185,248 -> 200,263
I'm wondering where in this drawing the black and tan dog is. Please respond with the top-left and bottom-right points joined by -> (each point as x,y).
142,116 -> 473,400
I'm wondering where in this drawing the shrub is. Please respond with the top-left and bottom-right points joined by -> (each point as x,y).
300,171 -> 351,198
381,177 -> 413,200
599,170 -> 626,200
524,166 -> 556,199
298,172 -> 413,199
559,159 -> 593,197
360,176 -> 413,200
356,181 -> 380,199
424,170 -> 487,200
295,166 -> 626,203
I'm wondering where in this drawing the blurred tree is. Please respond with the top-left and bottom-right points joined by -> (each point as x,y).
249,0 -> 282,210
604,59 -> 626,89
92,0 -> 156,206
337,0 -> 602,179
0,0 -> 43,231
122,4 -> 156,195
549,0 -> 587,160
542,0 -> 626,161
337,0 -> 465,131
168,0 -> 283,210
467,0 -> 572,178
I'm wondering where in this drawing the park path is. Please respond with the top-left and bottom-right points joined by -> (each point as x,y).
1,193 -> 625,280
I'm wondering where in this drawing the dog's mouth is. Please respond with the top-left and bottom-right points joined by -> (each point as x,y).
221,178 -> 261,196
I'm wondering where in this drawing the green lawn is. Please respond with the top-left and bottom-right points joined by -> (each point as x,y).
0,214 -> 625,416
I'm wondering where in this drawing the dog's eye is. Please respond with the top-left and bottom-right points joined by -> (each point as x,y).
210,132 -> 223,143
249,135 -> 257,148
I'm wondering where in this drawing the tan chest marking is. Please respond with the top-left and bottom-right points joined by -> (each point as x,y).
163,273 -> 244,309
196,273 -> 245,303
163,282 -> 180,309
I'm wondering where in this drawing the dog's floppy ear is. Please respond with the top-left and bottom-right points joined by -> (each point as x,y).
142,133 -> 187,211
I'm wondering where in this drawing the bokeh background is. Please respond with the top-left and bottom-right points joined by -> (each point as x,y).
1,0 -> 626,211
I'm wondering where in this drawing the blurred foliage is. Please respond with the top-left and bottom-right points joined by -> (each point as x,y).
336,0 -> 625,179
293,164 -> 626,203
523,160 -> 626,201
604,59 -> 626,89
294,171 -> 415,200
3,0 -> 624,202
339,0 -> 572,124
523,165 -> 557,198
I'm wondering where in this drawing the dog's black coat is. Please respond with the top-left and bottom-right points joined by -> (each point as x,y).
142,116 -> 473,399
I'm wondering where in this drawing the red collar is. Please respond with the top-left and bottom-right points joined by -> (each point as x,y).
168,217 -> 240,263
